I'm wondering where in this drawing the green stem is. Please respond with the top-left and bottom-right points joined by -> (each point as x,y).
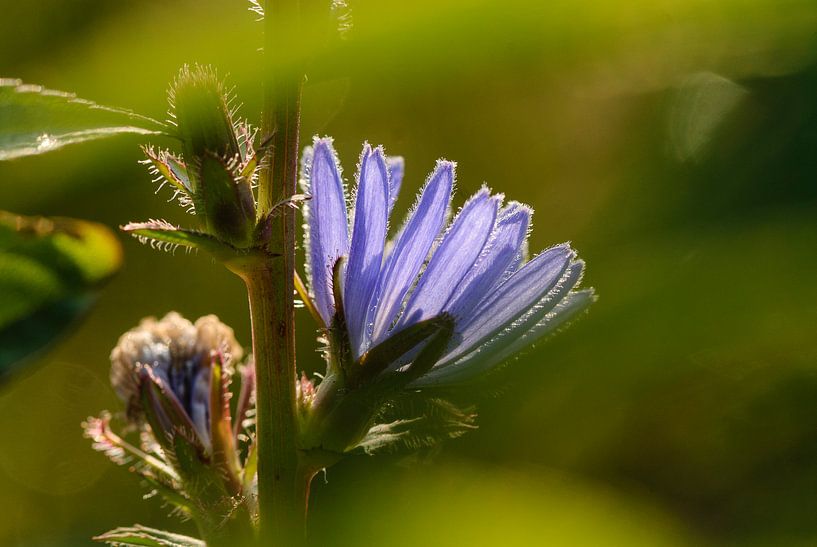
258,0 -> 302,219
244,268 -> 305,544
250,0 -> 305,543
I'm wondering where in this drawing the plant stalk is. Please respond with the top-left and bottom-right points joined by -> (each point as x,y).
249,0 -> 305,543
244,269 -> 307,544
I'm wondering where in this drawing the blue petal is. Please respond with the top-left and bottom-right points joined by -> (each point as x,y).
440,244 -> 574,363
494,203 -> 530,287
415,283 -> 594,386
498,287 -> 594,357
370,160 -> 454,344
445,201 -> 531,320
305,138 -> 349,325
386,156 -> 404,214
434,260 -> 584,372
189,367 -> 211,447
344,144 -> 390,356
396,188 -> 499,329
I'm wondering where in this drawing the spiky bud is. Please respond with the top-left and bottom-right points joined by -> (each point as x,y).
171,65 -> 240,163
163,65 -> 257,247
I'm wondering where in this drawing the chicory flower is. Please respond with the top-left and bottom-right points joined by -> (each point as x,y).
298,137 -> 594,453
301,138 -> 593,387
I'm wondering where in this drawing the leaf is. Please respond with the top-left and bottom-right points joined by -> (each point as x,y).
94,524 -> 204,547
122,219 -> 281,274
0,211 -> 121,378
0,78 -> 169,160
122,219 -> 236,257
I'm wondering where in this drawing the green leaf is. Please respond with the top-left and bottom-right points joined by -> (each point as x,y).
93,524 -> 204,547
121,219 -> 238,258
0,211 -> 121,378
0,78 -> 169,160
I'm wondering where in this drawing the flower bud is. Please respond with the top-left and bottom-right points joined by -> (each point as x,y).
165,65 -> 257,247
99,313 -> 256,541
171,65 -> 239,163
110,312 -> 241,442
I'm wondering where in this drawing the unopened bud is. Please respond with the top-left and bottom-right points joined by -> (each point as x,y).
167,65 -> 257,246
171,65 -> 239,162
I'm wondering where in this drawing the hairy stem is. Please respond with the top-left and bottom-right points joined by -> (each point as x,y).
251,0 -> 305,543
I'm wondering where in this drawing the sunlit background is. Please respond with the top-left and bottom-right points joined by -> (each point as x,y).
2,0 -> 817,544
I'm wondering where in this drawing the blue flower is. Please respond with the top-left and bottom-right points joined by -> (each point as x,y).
109,312 -> 244,448
301,137 -> 594,387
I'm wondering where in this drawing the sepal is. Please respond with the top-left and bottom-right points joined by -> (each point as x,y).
138,366 -> 254,543
354,315 -> 455,387
353,397 -> 477,455
301,313 -> 456,453
194,152 -> 255,247
208,351 -> 242,492
140,146 -> 194,212
82,412 -> 180,483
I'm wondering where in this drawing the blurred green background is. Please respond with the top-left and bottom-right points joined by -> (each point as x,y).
2,0 -> 817,544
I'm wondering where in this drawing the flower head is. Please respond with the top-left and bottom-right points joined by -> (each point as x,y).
297,138 -> 593,454
301,138 -> 594,388
89,312 -> 256,541
110,312 -> 242,448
